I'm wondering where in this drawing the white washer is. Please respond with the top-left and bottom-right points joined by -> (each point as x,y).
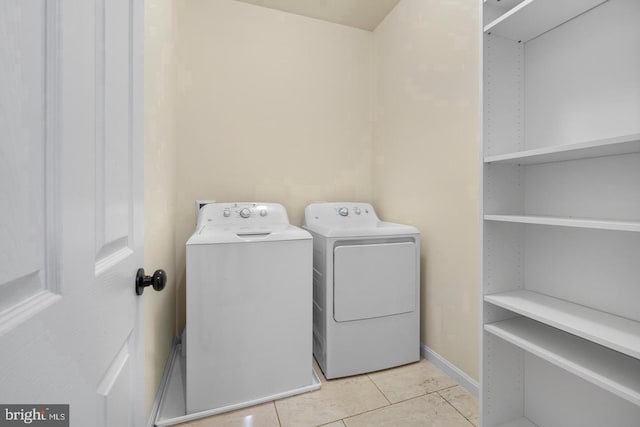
303,202 -> 420,379
186,202 -> 317,414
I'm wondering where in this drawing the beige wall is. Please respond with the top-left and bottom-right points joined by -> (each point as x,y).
372,0 -> 480,380
174,0 -> 374,331
141,1 -> 480,417
144,0 -> 178,416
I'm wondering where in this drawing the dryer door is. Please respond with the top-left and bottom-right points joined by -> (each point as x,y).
333,242 -> 416,322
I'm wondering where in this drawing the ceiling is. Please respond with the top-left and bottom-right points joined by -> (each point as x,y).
233,0 -> 401,31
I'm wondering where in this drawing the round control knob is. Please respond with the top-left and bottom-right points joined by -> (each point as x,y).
354,207 -> 361,215
338,207 -> 349,217
239,208 -> 251,218
260,209 -> 267,217
223,209 -> 231,217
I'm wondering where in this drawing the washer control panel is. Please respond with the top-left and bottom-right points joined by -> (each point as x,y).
197,202 -> 289,227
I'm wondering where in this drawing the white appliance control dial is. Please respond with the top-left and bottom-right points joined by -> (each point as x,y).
338,207 -> 349,217
260,209 -> 268,217
239,208 -> 251,218
354,207 -> 361,215
223,208 -> 231,217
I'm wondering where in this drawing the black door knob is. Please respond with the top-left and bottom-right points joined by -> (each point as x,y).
135,268 -> 167,295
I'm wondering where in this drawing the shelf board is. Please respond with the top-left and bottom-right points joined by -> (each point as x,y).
484,214 -> 640,232
484,0 -> 607,42
486,317 -> 640,406
484,290 -> 640,360
484,133 -> 640,165
483,0 -> 527,25
496,417 -> 538,427
483,0 -> 526,10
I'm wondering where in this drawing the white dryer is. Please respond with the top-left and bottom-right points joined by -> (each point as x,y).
186,202 -> 318,415
303,202 -> 420,379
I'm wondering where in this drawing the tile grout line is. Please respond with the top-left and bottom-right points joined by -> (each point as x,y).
318,382 -> 390,426
273,400 -> 283,427
437,384 -> 460,392
286,375 -> 388,427
437,390 -> 476,427
316,420 -> 344,427
370,383 -> 458,408
366,374 -> 392,406
340,394 -> 430,424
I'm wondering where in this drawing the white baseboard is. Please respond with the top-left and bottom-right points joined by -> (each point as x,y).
147,336 -> 181,427
421,343 -> 479,397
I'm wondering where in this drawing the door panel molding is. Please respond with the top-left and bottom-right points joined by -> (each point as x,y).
0,0 -> 60,335
95,238 -> 133,277
45,0 -> 61,295
97,339 -> 132,427
94,0 -> 134,274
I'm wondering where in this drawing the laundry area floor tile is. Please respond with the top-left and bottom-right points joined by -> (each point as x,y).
343,394 -> 472,427
438,385 -> 479,426
176,358 -> 477,427
367,359 -> 458,403
275,375 -> 390,427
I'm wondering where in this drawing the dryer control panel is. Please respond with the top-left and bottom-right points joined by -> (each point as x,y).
303,202 -> 380,228
196,202 -> 290,228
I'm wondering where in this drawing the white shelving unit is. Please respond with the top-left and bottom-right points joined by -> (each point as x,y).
484,0 -> 607,42
485,317 -> 640,405
484,133 -> 640,165
484,215 -> 640,232
481,0 -> 640,426
485,290 -> 640,359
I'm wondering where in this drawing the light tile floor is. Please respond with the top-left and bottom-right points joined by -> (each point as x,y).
178,358 -> 478,427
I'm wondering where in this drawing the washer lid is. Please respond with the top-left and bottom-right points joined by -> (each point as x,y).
187,224 -> 310,245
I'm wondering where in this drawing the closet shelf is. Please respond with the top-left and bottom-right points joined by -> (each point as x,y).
483,0 -> 527,24
484,290 -> 640,360
484,0 -> 607,42
484,133 -> 640,165
496,417 -> 538,427
484,215 -> 640,232
486,317 -> 640,406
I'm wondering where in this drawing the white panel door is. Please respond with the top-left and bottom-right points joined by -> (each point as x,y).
0,0 -> 144,426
